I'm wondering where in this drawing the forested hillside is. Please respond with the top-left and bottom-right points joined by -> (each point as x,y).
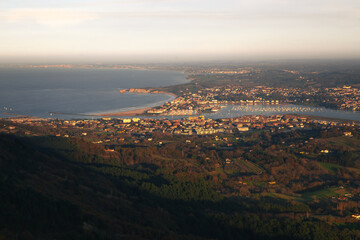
1,133 -> 360,239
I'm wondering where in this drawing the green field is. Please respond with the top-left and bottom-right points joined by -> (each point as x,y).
263,192 -> 302,201
319,162 -> 344,173
301,187 -> 341,201
326,136 -> 360,151
238,159 -> 264,174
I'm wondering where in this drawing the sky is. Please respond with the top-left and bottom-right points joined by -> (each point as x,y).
1,0 -> 360,63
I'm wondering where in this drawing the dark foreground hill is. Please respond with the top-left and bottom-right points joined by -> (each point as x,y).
0,134 -> 359,240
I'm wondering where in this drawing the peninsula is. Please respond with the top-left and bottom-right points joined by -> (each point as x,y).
119,88 -> 177,97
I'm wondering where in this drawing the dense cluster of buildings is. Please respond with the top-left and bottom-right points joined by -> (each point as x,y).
326,86 -> 360,111
3,114 -> 358,139
146,86 -> 282,116
144,85 -> 360,116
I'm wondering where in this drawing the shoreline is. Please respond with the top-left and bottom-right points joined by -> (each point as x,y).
92,89 -> 178,117
119,88 -> 177,98
94,107 -> 152,117
94,91 -> 177,117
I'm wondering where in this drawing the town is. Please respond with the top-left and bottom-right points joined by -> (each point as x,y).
123,84 -> 360,116
2,114 -> 358,139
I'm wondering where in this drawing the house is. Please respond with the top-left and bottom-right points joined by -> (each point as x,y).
237,127 -> 249,132
344,132 -> 353,137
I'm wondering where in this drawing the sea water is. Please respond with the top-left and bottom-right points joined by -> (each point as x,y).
0,68 -> 187,119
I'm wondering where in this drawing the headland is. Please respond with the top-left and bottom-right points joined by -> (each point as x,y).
119,88 -> 177,98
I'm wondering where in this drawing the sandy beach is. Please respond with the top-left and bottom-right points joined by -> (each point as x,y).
94,107 -> 152,117
94,90 -> 178,117
154,91 -> 177,98
50,91 -> 177,118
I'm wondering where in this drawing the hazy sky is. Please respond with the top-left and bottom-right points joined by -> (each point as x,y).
1,0 -> 360,62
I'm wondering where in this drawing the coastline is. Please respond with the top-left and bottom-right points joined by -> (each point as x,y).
154,91 -> 177,98
94,107 -> 152,117
119,88 -> 177,97
1,91 -> 179,119
93,90 -> 178,117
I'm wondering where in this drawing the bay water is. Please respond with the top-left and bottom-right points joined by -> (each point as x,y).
0,68 -> 187,119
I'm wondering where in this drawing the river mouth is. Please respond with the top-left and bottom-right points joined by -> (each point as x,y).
67,104 -> 360,121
